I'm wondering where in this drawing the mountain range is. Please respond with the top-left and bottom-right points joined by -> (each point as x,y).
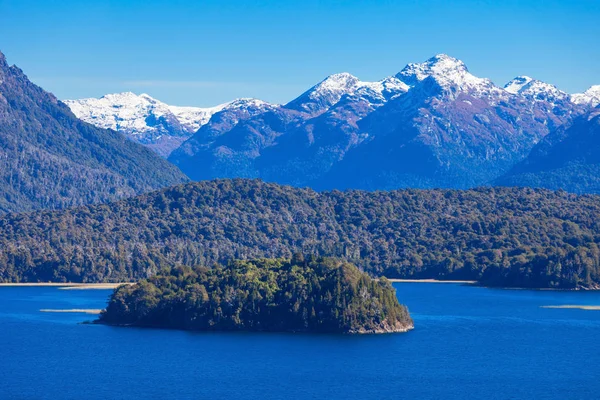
0,51 -> 187,213
68,54 -> 600,192
65,93 -> 230,157
10,49 -> 600,198
175,56 -> 599,191
68,54 -> 600,190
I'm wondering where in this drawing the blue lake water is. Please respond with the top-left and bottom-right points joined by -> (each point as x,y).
2,283 -> 600,399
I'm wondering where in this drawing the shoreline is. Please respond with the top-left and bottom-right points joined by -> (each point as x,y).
40,309 -> 104,314
541,305 -> 600,310
0,283 -> 133,290
387,278 -> 477,284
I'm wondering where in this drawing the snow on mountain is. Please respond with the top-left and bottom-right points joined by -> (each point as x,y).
169,104 -> 230,132
503,76 -> 534,94
285,73 -> 408,114
66,92 -> 228,135
67,54 -> 598,185
503,76 -> 569,103
396,54 -> 498,97
352,76 -> 409,103
65,92 -> 232,157
572,85 -> 600,107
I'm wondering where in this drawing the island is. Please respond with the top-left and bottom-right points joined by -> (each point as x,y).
98,255 -> 414,334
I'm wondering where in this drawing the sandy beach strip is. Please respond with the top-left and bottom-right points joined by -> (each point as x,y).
59,283 -> 133,290
541,305 -> 600,311
40,309 -> 104,314
386,278 -> 477,284
0,283 -> 133,290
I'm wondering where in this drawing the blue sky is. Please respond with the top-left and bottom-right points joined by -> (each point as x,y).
1,0 -> 599,106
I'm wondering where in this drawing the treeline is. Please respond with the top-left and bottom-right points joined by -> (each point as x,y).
99,256 -> 413,334
1,179 -> 600,289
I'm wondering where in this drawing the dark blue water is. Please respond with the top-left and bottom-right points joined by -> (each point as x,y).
2,283 -> 600,399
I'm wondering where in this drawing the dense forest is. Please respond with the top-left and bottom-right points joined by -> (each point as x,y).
0,50 -> 187,213
99,256 -> 413,334
1,179 -> 600,289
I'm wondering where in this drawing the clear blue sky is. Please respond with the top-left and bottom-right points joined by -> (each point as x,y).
1,0 -> 599,106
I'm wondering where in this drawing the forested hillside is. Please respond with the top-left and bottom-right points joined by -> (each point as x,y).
497,107 -> 600,193
1,179 -> 600,289
99,256 -> 413,334
0,50 -> 187,213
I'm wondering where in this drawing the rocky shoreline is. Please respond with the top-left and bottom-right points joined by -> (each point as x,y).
349,319 -> 415,334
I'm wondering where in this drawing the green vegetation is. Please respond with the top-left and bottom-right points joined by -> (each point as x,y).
99,256 -> 413,334
0,51 -> 187,213
1,179 -> 600,289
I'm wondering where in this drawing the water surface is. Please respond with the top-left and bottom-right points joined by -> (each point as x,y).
2,283 -> 599,399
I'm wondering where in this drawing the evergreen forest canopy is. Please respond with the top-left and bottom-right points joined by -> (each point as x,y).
0,50 -> 187,213
1,179 -> 600,289
99,256 -> 413,334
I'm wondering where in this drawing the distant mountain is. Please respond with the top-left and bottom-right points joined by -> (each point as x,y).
170,54 -> 592,189
0,51 -> 187,213
572,85 -> 600,107
496,106 -> 600,193
168,72 -> 409,183
75,54 -> 597,192
320,55 -> 585,189
66,93 -> 230,157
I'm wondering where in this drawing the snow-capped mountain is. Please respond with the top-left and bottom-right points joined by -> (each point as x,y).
396,54 -> 500,98
171,54 -> 595,190
504,76 -> 570,103
284,73 -> 408,114
65,93 -> 230,157
70,54 -> 598,191
572,85 -> 600,107
169,72 -> 409,182
170,97 -> 277,161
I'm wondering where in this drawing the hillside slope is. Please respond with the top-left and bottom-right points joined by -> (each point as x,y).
497,107 -> 600,193
0,51 -> 187,213
1,179 -> 600,289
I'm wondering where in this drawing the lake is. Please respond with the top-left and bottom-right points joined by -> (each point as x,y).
2,283 -> 600,399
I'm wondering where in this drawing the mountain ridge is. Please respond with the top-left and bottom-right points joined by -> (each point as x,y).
168,54 -> 593,190
0,50 -> 188,213
69,54 -> 599,192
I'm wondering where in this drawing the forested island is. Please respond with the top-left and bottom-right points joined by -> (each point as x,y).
1,179 -> 600,289
98,256 -> 413,334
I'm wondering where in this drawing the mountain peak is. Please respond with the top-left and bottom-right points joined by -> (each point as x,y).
398,54 -> 468,82
395,54 -> 492,93
572,85 -> 600,107
318,72 -> 360,88
226,98 -> 273,109
428,53 -> 468,69
504,76 -> 569,103
504,76 -> 534,94
99,91 -> 146,101
285,72 -> 361,114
